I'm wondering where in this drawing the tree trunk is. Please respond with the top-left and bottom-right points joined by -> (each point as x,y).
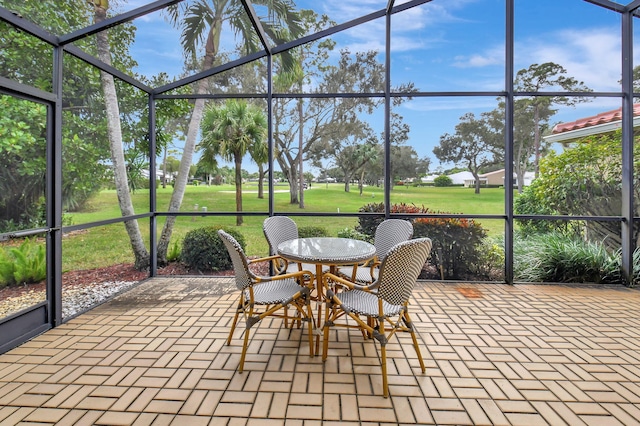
94,4 -> 149,270
533,104 -> 541,178
157,20 -> 221,263
257,164 -> 264,199
157,96 -> 205,263
162,145 -> 167,189
342,171 -> 352,192
234,155 -> 243,226
283,164 -> 299,204
472,171 -> 481,194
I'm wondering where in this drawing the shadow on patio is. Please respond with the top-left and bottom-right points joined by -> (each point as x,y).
1,277 -> 639,425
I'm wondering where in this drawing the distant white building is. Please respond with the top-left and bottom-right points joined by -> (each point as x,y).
421,174 -> 439,184
448,171 -> 475,185
142,169 -> 171,181
422,170 -> 535,187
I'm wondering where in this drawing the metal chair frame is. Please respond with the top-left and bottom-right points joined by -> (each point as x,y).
219,230 -> 316,372
322,237 -> 433,397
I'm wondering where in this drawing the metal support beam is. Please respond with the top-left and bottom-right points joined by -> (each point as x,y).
504,0 -> 515,284
149,94 -> 158,276
50,46 -> 64,326
384,7 -> 392,218
620,10 -> 634,286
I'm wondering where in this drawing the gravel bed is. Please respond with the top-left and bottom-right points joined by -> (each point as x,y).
0,260 -> 269,320
0,280 -> 141,319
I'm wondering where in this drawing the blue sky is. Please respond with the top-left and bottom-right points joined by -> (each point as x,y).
121,0 -> 635,174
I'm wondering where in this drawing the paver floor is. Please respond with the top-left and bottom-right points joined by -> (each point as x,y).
1,277 -> 640,425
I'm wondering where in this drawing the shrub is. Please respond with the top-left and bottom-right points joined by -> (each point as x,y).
514,181 -> 576,237
513,232 -> 618,283
354,202 -> 386,238
337,227 -> 371,243
181,226 -> 245,272
413,215 -> 487,280
355,202 -> 489,279
298,226 -> 329,238
433,175 -> 453,187
355,202 -> 421,239
0,238 -> 46,288
166,239 -> 181,262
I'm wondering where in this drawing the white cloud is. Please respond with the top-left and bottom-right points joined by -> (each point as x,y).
452,45 -> 503,68
517,27 -> 623,91
403,97 -> 498,113
318,0 -> 477,55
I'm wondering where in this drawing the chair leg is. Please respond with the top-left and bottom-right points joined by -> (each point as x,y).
238,302 -> 255,373
322,300 -> 332,361
306,300 -> 314,357
405,311 -> 426,373
380,343 -> 389,398
284,306 -> 289,329
227,295 -> 243,346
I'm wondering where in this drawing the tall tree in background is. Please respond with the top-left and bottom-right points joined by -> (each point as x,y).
515,62 -> 591,178
199,100 -> 267,226
354,142 -> 381,196
434,112 -> 502,194
248,131 -> 269,199
159,0 -> 303,262
91,0 -> 149,270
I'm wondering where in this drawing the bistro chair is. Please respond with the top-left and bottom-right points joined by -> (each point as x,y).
322,237 -> 432,398
218,230 -> 315,372
263,216 -> 327,278
339,218 -> 413,285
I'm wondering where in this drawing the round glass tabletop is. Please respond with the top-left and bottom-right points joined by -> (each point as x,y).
277,237 -> 376,265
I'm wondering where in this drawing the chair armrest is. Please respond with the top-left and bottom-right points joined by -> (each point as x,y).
323,272 -> 374,292
248,254 -> 284,265
248,254 -> 290,274
258,269 -> 314,284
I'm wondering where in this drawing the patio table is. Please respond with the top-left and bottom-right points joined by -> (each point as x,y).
277,237 -> 376,352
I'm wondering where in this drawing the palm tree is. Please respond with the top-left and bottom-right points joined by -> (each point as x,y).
200,100 -> 267,225
158,0 -> 303,262
90,0 -> 149,270
248,132 -> 269,199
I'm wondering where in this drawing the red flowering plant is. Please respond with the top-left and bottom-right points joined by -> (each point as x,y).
356,203 -> 488,280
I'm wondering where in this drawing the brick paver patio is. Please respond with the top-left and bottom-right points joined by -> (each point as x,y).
1,277 -> 639,425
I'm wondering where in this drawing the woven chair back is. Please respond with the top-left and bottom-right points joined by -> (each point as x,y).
218,230 -> 253,290
374,219 -> 414,262
376,238 -> 432,306
263,216 -> 299,255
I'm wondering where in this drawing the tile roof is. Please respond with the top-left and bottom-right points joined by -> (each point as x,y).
552,103 -> 640,134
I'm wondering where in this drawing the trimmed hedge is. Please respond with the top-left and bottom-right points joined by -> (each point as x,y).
298,226 -> 330,238
181,226 -> 245,272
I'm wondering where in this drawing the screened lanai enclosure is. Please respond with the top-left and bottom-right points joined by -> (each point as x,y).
0,0 -> 638,352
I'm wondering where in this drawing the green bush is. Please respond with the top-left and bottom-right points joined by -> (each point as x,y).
514,181 -> 576,237
354,202 -> 387,238
513,232 -> 618,283
298,226 -> 329,238
181,226 -> 245,272
355,202 -> 422,239
0,238 -> 46,288
356,202 -> 489,279
433,175 -> 453,187
413,215 -> 487,280
166,239 -> 181,262
337,227 -> 371,243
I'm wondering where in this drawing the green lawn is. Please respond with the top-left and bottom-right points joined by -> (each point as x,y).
64,184 -> 508,271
